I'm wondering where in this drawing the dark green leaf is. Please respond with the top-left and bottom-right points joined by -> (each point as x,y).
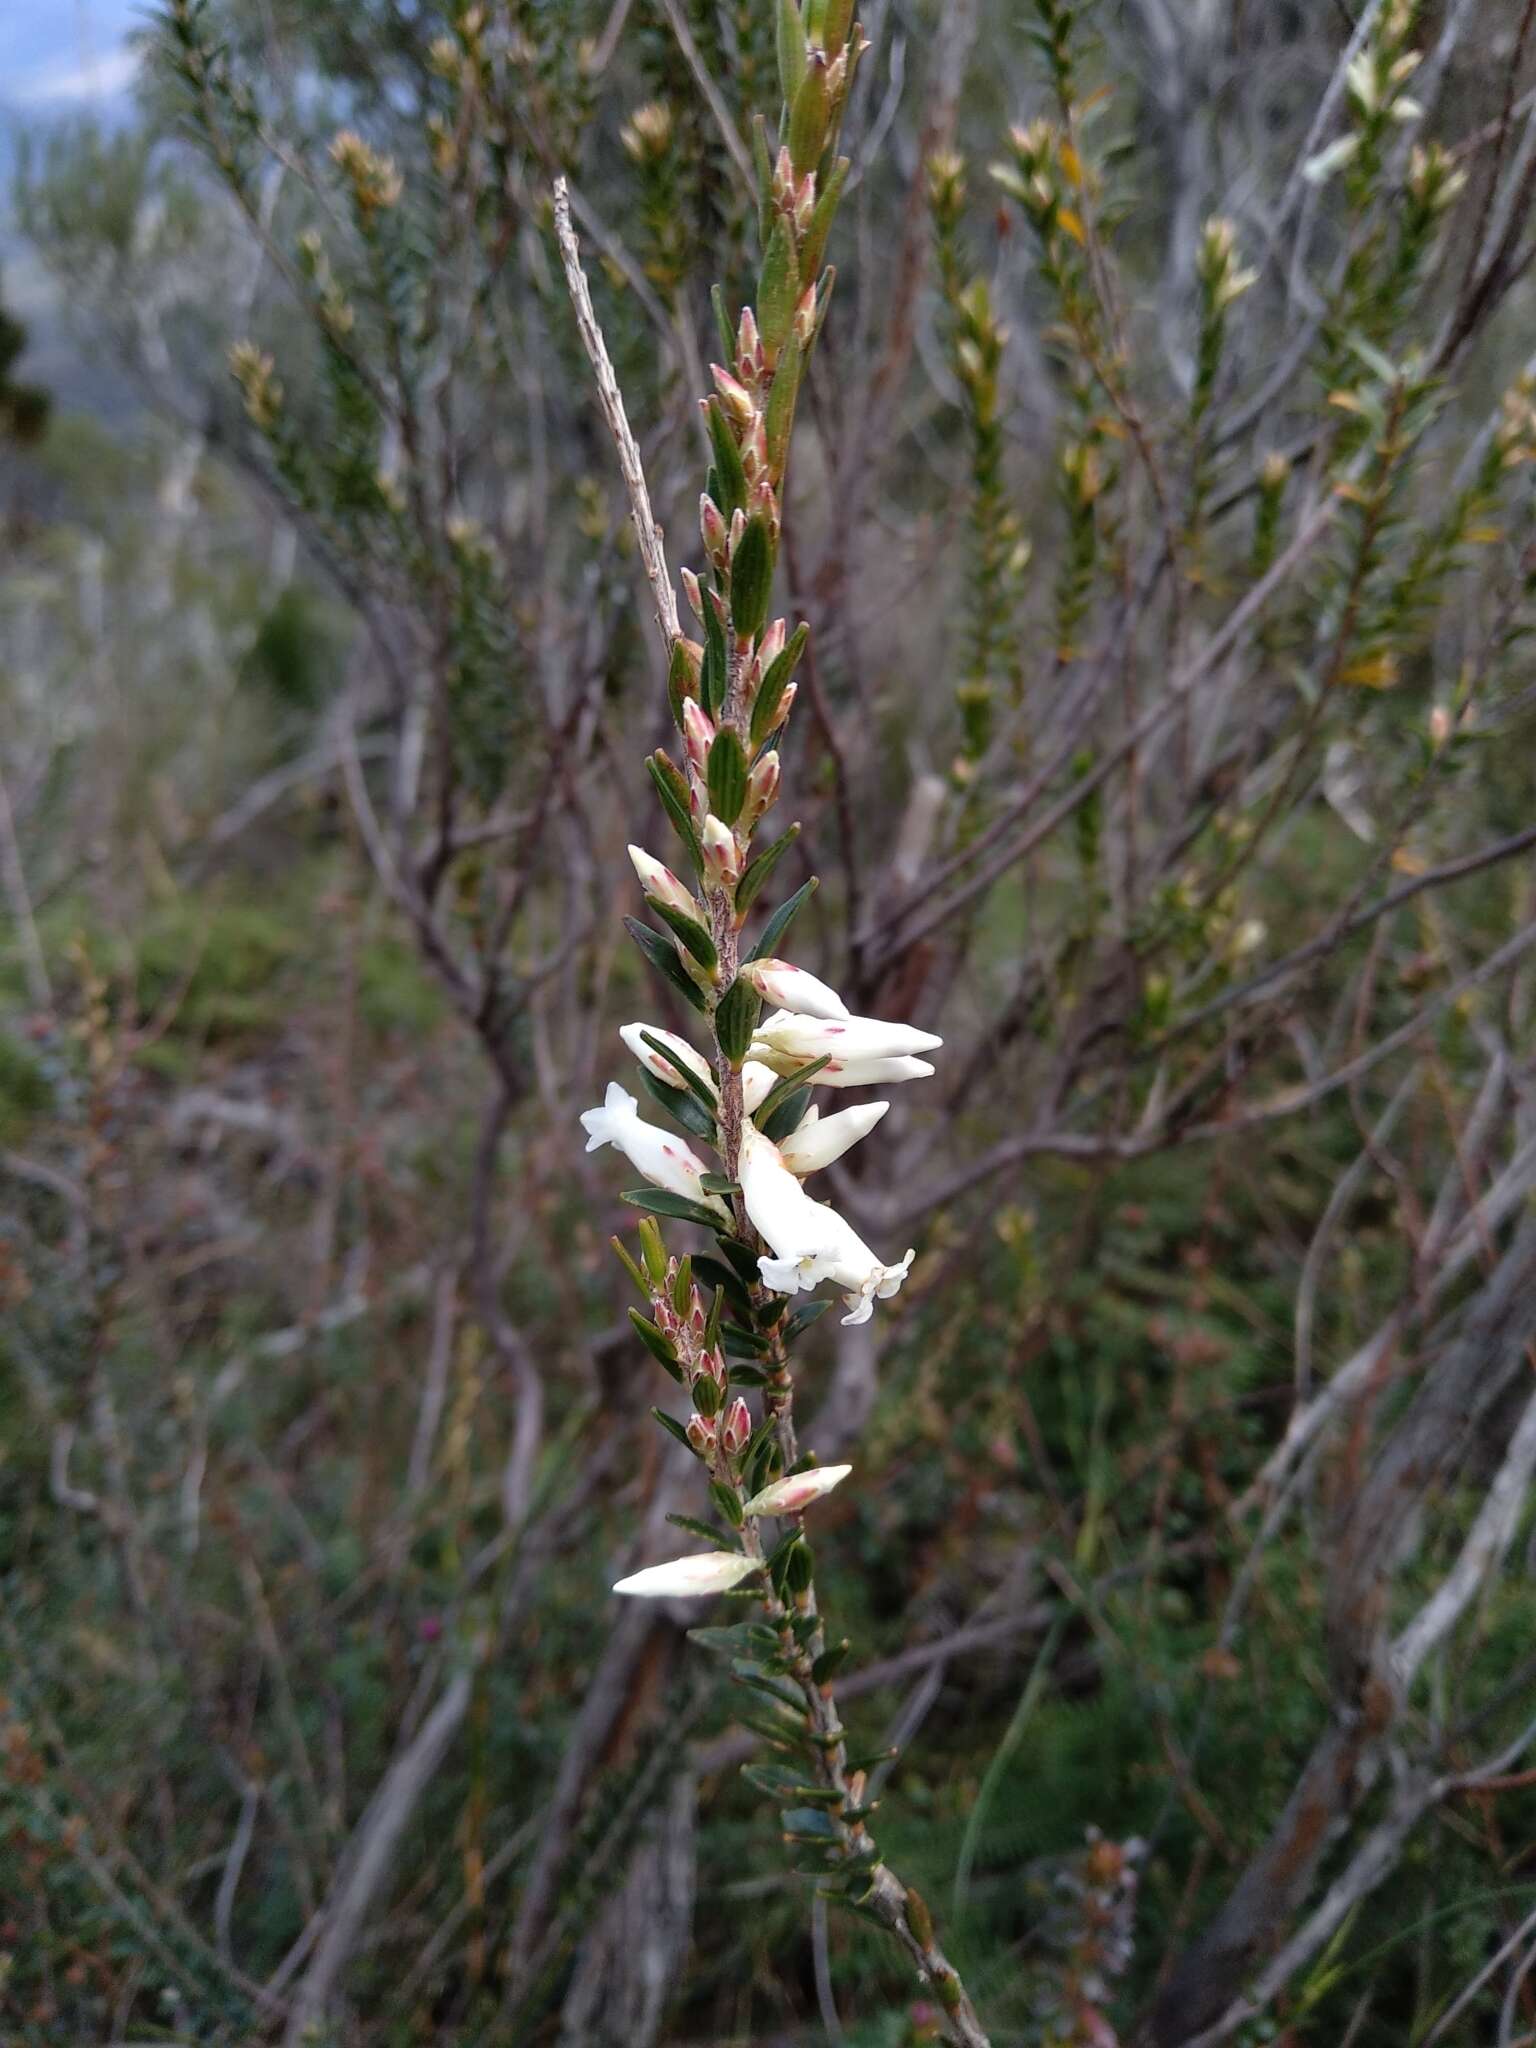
668,1512 -> 739,1550
714,1235 -> 763,1287
722,1319 -> 772,1357
707,728 -> 749,824
731,516 -> 775,642
736,823 -> 802,913
639,1030 -> 718,1118
762,1086 -> 813,1143
647,895 -> 718,971
726,1362 -> 771,1386
811,1639 -> 851,1684
622,1187 -> 729,1230
781,1804 -> 843,1841
647,752 -> 703,871
701,588 -> 728,716
710,1479 -> 746,1528
715,977 -> 762,1066
667,637 -> 698,728
782,1298 -> 833,1343
652,1407 -> 699,1455
706,396 -> 748,520
753,1057 -> 830,1127
629,1307 -> 682,1376
638,1066 -> 716,1142
750,624 -> 809,745
691,1621 -> 779,1659
746,874 -> 818,958
624,915 -> 709,1014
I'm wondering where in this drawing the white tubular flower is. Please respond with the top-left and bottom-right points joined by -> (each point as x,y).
613,1551 -> 761,1598
627,845 -> 701,922
753,1010 -> 941,1065
739,1125 -> 915,1326
619,1022 -> 718,1098
811,1053 -> 936,1089
741,1464 -> 852,1516
777,1100 -> 888,1175
740,956 -> 850,1020
580,1082 -> 729,1217
742,1059 -> 779,1113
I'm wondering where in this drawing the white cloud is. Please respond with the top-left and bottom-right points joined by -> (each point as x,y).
14,45 -> 140,108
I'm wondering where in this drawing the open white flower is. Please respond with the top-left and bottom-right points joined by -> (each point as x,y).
752,1009 -> 941,1066
619,1021 -> 717,1098
741,1464 -> 852,1517
739,1123 -> 915,1325
740,956 -> 850,1020
580,1082 -> 729,1217
777,1099 -> 888,1175
613,1550 -> 762,1598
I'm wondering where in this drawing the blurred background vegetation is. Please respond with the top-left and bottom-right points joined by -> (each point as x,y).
3,2 -> 1536,2044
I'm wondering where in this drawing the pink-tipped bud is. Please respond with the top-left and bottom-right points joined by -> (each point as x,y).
773,145 -> 795,202
758,617 -> 787,669
686,1412 -> 717,1456
682,698 -> 716,780
711,363 -> 756,425
742,749 -> 780,828
728,506 -> 746,557
705,1345 -> 728,1385
1429,704 -> 1453,748
720,1397 -> 751,1458
793,283 -> 818,349
742,417 -> 769,482
776,679 -> 798,726
629,844 -> 701,922
700,493 -> 728,562
701,814 -> 742,892
689,1299 -> 707,1341
737,305 -> 762,376
681,565 -> 704,620
794,172 -> 816,233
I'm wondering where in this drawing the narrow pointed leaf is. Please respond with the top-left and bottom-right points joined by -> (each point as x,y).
625,914 -> 709,1013
736,823 -> 802,914
707,728 -> 749,824
751,625 -> 809,745
746,873 -> 818,959
731,516 -> 775,642
648,895 -> 718,970
752,1057 -> 830,1126
715,977 -> 762,1066
706,396 -> 748,520
638,1066 -> 716,1141
622,1187 -> 729,1229
758,216 -> 800,355
647,752 -> 703,870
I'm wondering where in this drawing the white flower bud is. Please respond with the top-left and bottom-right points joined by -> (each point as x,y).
613,1550 -> 761,1598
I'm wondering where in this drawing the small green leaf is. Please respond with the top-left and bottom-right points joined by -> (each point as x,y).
788,58 -> 829,177
731,516 -> 775,642
622,1187 -> 728,1230
781,1804 -> 843,1841
753,1057 -> 830,1127
667,638 -> 698,728
647,895 -> 718,970
752,113 -> 774,248
638,1066 -> 716,1142
637,1031 -> 718,1120
782,1298 -> 833,1342
624,915 -> 709,1013
667,1514 -> 739,1552
701,589 -> 728,716
726,1362 -> 771,1386
747,874 -> 818,959
647,752 -> 703,870
707,728 -> 749,824
628,1309 -> 685,1380
653,1407 -> 700,1455
736,822 -> 802,913
711,1479 -> 746,1528
722,1319 -> 772,1356
750,623 -> 809,746
764,329 -> 802,476
714,1235 -> 762,1287
822,0 -> 855,57
762,1085 -> 814,1142
811,1639 -> 851,1683
715,977 -> 762,1066
758,216 -> 800,356
776,0 -> 807,107
734,1662 -> 805,1709
706,396 -> 748,520
710,282 -> 735,367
